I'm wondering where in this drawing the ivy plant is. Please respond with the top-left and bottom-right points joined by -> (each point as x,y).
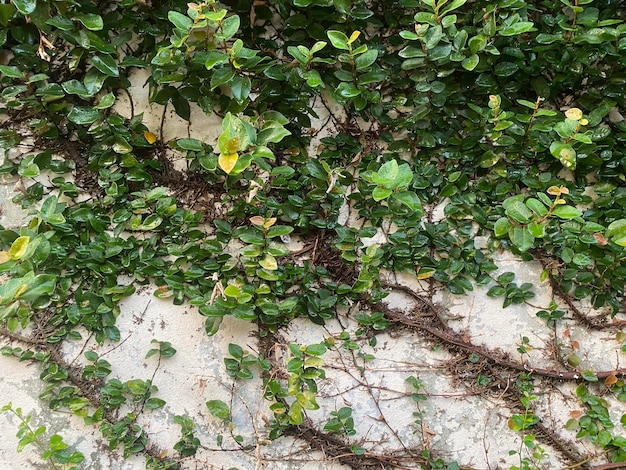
1,0 -> 626,468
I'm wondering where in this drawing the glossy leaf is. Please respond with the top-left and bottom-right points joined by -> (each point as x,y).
327,30 -> 350,50
92,55 -> 119,77
76,13 -> 103,31
13,0 -> 36,15
552,205 -> 582,219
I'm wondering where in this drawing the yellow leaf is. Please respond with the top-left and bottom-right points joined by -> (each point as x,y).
0,251 -> 10,264
218,152 -> 238,174
416,266 -> 435,280
546,185 -> 561,196
225,136 -> 240,154
9,236 -> 30,260
348,31 -> 361,44
565,108 -> 583,121
263,217 -> 276,229
143,131 -> 157,144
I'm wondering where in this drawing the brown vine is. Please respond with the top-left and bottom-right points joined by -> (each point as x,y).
0,327 -> 177,466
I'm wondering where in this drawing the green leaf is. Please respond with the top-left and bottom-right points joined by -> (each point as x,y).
288,401 -> 304,424
172,91 -> 191,120
500,21 -> 535,36
230,303 -> 254,320
494,217 -> 511,238
204,317 -> 223,336
509,226 -> 535,252
19,274 -> 57,302
94,93 -> 115,109
215,15 -> 240,41
372,160 -> 398,185
75,13 -> 103,31
493,62 -> 519,77
505,200 -> 533,224
525,198 -> 548,217
311,41 -> 327,54
461,54 -> 479,71
211,65 -> 235,90
581,370 -> 598,382
0,65 -> 24,79
206,400 -> 230,420
0,4 -> 16,26
440,0 -> 467,16
536,33 -> 563,44
572,253 -> 591,267
168,11 -> 192,30
266,225 -> 294,238
468,35 -> 487,53
429,43 -> 452,61
238,228 -> 265,245
479,151 -> 499,168
327,30 -> 350,50
228,343 -> 243,359
176,138 -> 203,151
571,133 -> 592,144
394,163 -> 413,189
287,45 -> 308,65
355,49 -> 378,70
486,286 -> 506,297
252,145 -> 275,159
92,55 -> 119,77
335,82 -> 360,98
46,15 -> 74,30
13,0 -> 36,15
305,343 -> 327,356
144,398 -> 166,409
453,276 -> 474,292
393,191 -> 423,212
67,106 -> 100,125
257,125 -> 291,145
552,205 -> 582,219
607,219 -> 626,237
83,69 -> 106,95
205,51 -> 229,70
140,214 -> 163,231
297,390 -> 319,410
527,221 -> 546,238
372,187 -> 393,201
302,69 -> 323,87
400,30 -> 420,40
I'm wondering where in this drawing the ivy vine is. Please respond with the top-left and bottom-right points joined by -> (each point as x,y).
1,0 -> 626,468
